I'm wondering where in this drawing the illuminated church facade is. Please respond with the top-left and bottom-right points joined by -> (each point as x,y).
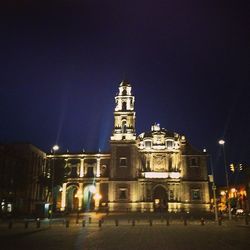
47,81 -> 210,213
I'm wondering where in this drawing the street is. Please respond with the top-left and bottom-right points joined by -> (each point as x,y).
1,213 -> 249,250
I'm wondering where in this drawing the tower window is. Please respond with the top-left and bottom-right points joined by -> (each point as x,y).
166,140 -> 173,148
122,120 -> 127,133
122,102 -> 127,111
122,89 -> 127,95
120,157 -> 127,167
144,140 -> 152,148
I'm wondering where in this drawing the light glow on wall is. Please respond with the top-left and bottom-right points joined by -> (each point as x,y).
144,172 -> 169,178
143,172 -> 180,179
169,172 -> 181,178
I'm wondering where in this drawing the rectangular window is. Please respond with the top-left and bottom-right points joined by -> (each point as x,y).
169,190 -> 174,200
86,166 -> 94,177
120,157 -> 127,167
191,189 -> 201,200
119,188 -> 127,199
190,158 -> 199,167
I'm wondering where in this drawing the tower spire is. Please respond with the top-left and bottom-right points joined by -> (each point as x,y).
110,80 -> 136,141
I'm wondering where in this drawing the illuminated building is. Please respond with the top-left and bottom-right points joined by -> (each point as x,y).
218,185 -> 248,213
47,81 -> 210,212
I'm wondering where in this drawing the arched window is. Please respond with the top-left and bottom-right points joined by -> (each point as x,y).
122,102 -> 127,111
122,89 -> 127,95
122,120 -> 127,133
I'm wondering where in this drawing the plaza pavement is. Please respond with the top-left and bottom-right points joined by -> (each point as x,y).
0,213 -> 249,250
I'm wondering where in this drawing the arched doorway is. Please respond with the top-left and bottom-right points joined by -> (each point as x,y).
83,185 -> 95,211
153,185 -> 168,212
66,185 -> 79,212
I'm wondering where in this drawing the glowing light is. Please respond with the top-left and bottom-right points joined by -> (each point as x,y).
89,185 -> 96,194
143,172 -> 180,179
220,191 -> 226,196
218,140 -> 225,145
144,172 -> 168,178
231,188 -> 236,193
74,189 -> 83,198
169,172 -> 181,179
154,199 -> 160,205
52,145 -> 59,151
93,193 -> 102,200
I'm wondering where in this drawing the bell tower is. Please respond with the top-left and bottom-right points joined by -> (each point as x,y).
110,80 -> 136,141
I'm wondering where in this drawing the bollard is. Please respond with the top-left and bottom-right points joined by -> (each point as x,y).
8,221 -> 13,229
149,219 -> 153,226
76,213 -> 80,224
218,217 -> 222,226
88,217 -> 92,224
160,216 -> 164,223
98,220 -> 102,228
132,219 -> 135,226
24,221 -> 29,229
115,219 -> 119,226
66,220 -> 69,228
166,217 -> 170,226
245,215 -> 249,225
200,218 -> 205,226
36,219 -> 41,228
82,220 -> 86,227
184,217 -> 187,226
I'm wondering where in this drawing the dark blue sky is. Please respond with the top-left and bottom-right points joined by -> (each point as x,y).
0,0 -> 249,184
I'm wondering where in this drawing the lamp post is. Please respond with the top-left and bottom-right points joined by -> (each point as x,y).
51,145 -> 59,220
204,148 -> 219,222
218,139 -> 232,220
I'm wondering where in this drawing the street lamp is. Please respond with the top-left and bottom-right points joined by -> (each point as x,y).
51,144 -> 59,220
218,139 -> 232,220
204,148 -> 218,222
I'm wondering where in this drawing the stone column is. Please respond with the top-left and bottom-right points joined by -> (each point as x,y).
61,183 -> 67,211
96,158 -> 101,177
78,183 -> 83,210
77,163 -> 80,177
94,182 -> 101,210
144,183 -> 147,201
150,154 -> 153,171
166,154 -> 169,171
80,158 -> 84,177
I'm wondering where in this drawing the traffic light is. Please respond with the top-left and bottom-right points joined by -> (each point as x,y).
230,163 -> 235,172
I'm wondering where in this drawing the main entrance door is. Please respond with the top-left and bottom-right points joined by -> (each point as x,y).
153,185 -> 168,212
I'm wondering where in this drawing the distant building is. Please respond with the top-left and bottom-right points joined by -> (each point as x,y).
47,81 -> 210,213
0,144 -> 50,217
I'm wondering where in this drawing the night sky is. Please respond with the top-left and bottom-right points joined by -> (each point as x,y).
0,1 -> 249,184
